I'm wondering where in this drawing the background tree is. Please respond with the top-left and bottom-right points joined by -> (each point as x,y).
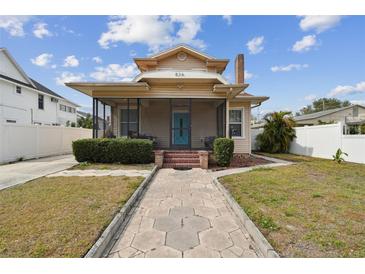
77,114 -> 93,129
297,98 -> 351,116
256,111 -> 296,153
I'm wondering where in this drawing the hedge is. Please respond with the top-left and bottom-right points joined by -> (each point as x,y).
72,138 -> 153,164
213,138 -> 234,167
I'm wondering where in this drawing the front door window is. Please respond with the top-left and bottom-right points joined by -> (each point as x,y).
172,112 -> 189,145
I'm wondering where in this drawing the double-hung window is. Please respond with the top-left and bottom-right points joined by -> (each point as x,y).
229,108 -> 244,137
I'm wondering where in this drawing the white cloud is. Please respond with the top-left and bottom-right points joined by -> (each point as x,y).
222,15 -> 232,25
63,55 -> 80,67
299,16 -> 343,33
350,100 -> 365,106
56,72 -> 85,85
0,16 -> 31,37
246,36 -> 264,55
328,81 -> 365,97
30,53 -> 53,67
92,56 -> 103,64
304,94 -> 317,101
90,63 -> 138,82
33,22 -> 52,39
244,70 -> 254,80
129,50 -> 137,57
292,35 -> 317,52
98,16 -> 205,52
271,64 -> 309,72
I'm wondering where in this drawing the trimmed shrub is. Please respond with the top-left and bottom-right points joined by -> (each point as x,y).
72,138 -> 153,164
213,138 -> 234,167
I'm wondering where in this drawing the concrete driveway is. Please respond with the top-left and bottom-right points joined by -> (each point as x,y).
0,154 -> 77,191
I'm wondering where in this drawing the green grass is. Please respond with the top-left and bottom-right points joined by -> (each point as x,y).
70,162 -> 154,171
0,176 -> 144,257
220,153 -> 365,257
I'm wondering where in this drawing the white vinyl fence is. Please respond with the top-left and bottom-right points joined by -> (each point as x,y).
0,123 -> 92,164
251,122 -> 365,164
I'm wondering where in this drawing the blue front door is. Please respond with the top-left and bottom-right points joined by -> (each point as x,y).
173,112 -> 189,146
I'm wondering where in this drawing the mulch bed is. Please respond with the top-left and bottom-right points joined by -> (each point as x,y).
209,154 -> 272,171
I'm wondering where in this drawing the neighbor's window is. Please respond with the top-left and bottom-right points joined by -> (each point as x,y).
120,107 -> 138,137
229,108 -> 244,137
60,104 -> 67,111
38,94 -> 44,110
16,86 -> 22,94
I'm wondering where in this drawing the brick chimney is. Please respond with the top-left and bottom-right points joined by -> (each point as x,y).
235,54 -> 244,84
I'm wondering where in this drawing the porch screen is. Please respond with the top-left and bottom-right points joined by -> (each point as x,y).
120,99 -> 139,137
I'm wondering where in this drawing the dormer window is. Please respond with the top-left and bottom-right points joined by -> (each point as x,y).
16,86 -> 21,94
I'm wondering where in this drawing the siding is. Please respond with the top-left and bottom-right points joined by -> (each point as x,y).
229,101 -> 251,154
156,53 -> 207,71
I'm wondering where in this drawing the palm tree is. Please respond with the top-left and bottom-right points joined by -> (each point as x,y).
256,111 -> 296,153
77,114 -> 93,129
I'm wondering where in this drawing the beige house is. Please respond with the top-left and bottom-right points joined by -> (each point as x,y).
66,45 -> 268,167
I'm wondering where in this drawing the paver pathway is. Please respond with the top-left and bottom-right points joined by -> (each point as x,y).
108,168 -> 260,258
0,154 -> 77,191
47,169 -> 151,177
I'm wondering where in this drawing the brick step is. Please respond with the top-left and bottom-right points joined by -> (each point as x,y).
162,163 -> 201,168
163,158 -> 200,164
164,153 -> 199,158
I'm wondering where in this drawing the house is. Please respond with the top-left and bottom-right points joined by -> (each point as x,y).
294,104 -> 365,133
66,45 -> 269,167
0,48 -> 79,126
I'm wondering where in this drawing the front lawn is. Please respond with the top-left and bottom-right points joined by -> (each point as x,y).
70,162 -> 154,170
220,153 -> 365,257
0,176 -> 144,257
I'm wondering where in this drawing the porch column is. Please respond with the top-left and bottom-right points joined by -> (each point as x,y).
103,102 -> 106,137
95,98 -> 99,138
225,99 -> 230,137
92,98 -> 96,138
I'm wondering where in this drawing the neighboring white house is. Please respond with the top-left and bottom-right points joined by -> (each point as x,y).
0,48 -> 78,126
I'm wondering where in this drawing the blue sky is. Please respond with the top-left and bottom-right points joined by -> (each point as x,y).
1,15 -> 364,117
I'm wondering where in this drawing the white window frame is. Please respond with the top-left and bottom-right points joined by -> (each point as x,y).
229,107 -> 245,139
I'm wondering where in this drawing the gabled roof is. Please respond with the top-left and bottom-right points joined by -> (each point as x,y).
149,44 -> 215,60
294,104 -> 365,121
0,48 -> 79,107
30,78 -> 65,98
134,44 -> 229,73
0,48 -> 36,88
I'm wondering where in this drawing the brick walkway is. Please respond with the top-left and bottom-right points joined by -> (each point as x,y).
108,168 -> 260,258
